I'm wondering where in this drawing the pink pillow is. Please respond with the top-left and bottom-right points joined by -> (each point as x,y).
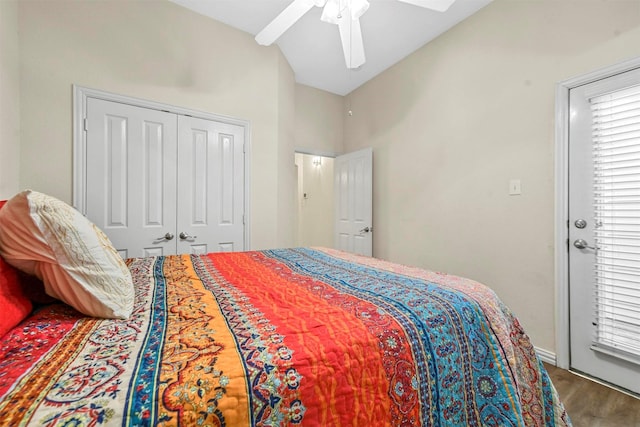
2,198 -> 58,306
0,190 -> 134,319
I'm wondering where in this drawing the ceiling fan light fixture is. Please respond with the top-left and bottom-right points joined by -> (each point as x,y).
349,0 -> 369,20
320,0 -> 340,24
321,0 -> 369,25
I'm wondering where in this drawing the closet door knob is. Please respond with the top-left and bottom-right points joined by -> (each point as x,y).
179,232 -> 197,240
157,232 -> 174,241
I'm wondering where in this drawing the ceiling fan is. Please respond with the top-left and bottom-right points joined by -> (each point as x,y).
255,0 -> 456,69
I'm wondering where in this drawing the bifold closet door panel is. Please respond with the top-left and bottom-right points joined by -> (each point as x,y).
176,116 -> 245,255
86,97 -> 178,258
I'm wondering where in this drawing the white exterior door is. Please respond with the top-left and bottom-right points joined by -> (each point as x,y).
85,97 -> 245,257
86,98 -> 177,258
334,148 -> 373,256
569,67 -> 640,394
177,116 -> 245,254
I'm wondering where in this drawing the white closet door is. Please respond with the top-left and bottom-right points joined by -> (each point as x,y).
86,98 -> 178,258
177,116 -> 245,254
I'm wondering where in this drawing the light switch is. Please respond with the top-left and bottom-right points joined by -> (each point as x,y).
509,179 -> 522,195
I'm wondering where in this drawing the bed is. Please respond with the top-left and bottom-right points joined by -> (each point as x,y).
0,191 -> 571,426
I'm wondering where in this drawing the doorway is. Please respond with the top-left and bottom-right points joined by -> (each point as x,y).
295,153 -> 335,248
295,148 -> 373,256
557,58 -> 640,395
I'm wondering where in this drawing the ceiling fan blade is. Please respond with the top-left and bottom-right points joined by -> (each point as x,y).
397,0 -> 456,12
255,0 -> 316,46
337,17 -> 366,69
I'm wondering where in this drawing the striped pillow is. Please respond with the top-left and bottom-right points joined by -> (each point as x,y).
0,190 -> 133,319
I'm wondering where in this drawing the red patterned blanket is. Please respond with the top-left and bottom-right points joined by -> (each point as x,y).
0,248 -> 571,426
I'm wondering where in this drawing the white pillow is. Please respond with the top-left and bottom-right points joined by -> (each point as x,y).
0,190 -> 134,319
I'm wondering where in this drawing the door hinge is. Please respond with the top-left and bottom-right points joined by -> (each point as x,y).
242,214 -> 245,225
83,118 -> 88,131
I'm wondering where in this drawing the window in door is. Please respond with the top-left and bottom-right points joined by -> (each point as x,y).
566,65 -> 640,395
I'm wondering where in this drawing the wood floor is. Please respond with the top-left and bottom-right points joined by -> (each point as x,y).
544,363 -> 640,426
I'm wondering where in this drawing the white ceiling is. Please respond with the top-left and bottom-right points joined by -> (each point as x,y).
170,0 -> 492,95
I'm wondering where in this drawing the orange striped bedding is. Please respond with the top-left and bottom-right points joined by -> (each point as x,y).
0,248 -> 571,426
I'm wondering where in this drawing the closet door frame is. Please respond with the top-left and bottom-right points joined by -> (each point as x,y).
72,85 -> 251,251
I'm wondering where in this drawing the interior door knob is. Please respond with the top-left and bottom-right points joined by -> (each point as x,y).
179,232 -> 197,240
158,232 -> 174,241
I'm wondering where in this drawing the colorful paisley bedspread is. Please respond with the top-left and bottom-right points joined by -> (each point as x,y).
0,248 -> 571,426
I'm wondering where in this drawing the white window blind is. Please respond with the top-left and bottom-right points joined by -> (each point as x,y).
591,84 -> 640,362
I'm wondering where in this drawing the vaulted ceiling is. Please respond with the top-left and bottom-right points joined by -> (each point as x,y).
170,0 -> 492,95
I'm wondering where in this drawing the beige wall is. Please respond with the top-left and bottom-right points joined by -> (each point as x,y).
295,84 -> 344,155
277,52 -> 297,248
292,84 -> 344,248
344,0 -> 640,351
0,0 -> 20,200
16,0 -> 297,250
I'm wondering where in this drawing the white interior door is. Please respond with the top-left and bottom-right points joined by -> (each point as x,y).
334,148 -> 373,256
86,98 -> 177,258
569,67 -> 640,394
177,116 -> 245,254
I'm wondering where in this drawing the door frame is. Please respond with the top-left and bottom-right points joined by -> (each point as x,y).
555,56 -> 640,369
72,85 -> 252,251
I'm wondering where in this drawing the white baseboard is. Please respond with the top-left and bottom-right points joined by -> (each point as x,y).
535,347 -> 557,365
